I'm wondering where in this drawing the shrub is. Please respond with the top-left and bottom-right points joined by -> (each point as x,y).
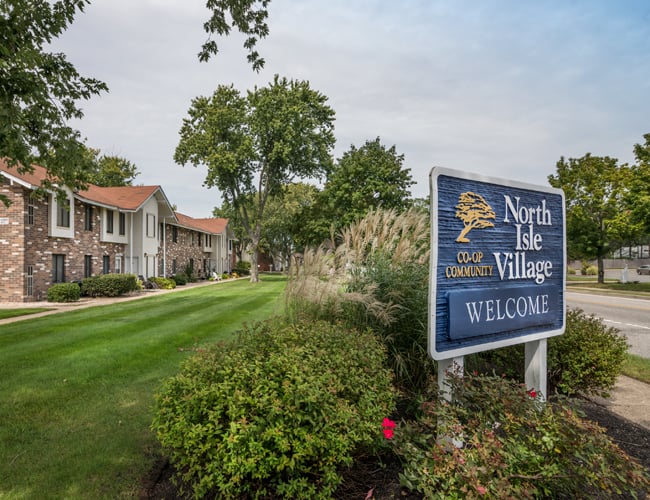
233,266 -> 250,276
467,308 -> 629,396
170,273 -> 187,286
585,265 -> 598,276
152,319 -> 395,499
286,208 -> 432,394
393,374 -> 650,499
236,260 -> 251,270
149,276 -> 176,290
81,274 -> 138,297
221,273 -> 229,280
47,283 -> 80,302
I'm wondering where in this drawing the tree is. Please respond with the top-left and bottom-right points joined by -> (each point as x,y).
86,150 -> 140,187
263,182 -> 319,269
175,75 -> 335,282
302,138 -> 415,245
626,134 -> 650,238
0,0 -> 108,205
548,154 -> 628,283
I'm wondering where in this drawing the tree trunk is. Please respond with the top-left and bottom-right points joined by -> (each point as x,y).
597,252 -> 605,284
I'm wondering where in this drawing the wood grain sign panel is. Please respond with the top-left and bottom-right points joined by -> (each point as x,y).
429,167 -> 566,360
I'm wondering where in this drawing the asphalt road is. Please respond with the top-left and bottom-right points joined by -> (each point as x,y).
566,290 -> 650,359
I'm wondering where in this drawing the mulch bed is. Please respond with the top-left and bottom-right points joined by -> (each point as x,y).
140,398 -> 650,499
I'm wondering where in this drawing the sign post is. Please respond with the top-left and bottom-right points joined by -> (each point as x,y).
429,167 -> 565,401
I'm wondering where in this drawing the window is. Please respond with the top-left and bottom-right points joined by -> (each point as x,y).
106,210 -> 114,234
172,226 -> 178,243
26,265 -> 34,296
198,234 -> 202,246
103,255 -> 110,274
189,258 -> 194,273
26,201 -> 35,225
115,256 -> 122,274
146,214 -> 156,238
52,254 -> 65,283
57,201 -> 70,228
172,258 -> 177,274
84,255 -> 92,278
119,213 -> 126,235
84,205 -> 93,231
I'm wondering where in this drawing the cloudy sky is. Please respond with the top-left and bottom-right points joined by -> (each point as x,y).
52,0 -> 650,218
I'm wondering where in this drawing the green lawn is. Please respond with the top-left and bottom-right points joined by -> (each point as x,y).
0,276 -> 286,499
623,353 -> 650,384
0,308 -> 51,320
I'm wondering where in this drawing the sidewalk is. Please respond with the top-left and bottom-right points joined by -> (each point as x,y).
588,375 -> 650,431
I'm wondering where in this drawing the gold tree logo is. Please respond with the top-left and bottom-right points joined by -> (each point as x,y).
455,192 -> 496,243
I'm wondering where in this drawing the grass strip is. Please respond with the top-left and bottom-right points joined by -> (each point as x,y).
0,308 -> 51,320
0,276 -> 286,499
622,353 -> 650,384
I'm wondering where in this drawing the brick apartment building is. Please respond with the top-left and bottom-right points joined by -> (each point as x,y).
0,160 -> 234,302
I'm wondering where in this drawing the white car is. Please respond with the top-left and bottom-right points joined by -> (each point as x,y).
637,265 -> 650,275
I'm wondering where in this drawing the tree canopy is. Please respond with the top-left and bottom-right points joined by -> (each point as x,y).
297,138 -> 415,246
175,75 -> 335,281
0,0 -> 108,204
548,153 -> 628,282
81,147 -> 140,187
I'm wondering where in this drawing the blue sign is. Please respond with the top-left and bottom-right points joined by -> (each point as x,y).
429,167 -> 566,360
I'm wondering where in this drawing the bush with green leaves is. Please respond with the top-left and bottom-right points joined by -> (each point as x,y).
80,274 -> 138,297
170,273 -> 187,286
46,283 -> 80,302
286,208 -> 432,393
393,374 -> 650,499
149,276 -> 176,290
468,308 -> 628,396
152,319 -> 395,499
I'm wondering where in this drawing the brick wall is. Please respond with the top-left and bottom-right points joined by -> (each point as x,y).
158,224 -> 211,277
0,179 -> 26,301
1,181 -> 127,302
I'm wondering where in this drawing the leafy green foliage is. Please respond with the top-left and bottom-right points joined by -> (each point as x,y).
170,273 -> 187,286
149,276 -> 176,290
0,0 -> 108,206
287,208 -> 432,393
81,146 -> 140,186
468,308 -> 629,397
175,75 -> 335,282
548,154 -> 628,282
152,319 -> 394,499
46,282 -> 80,302
81,273 -> 139,297
297,138 -> 415,246
200,0 -> 271,71
393,374 -> 650,499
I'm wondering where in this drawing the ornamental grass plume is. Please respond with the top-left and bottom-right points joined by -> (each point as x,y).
286,207 -> 433,391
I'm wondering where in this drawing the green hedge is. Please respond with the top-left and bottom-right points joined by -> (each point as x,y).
149,276 -> 176,289
468,308 -> 629,396
47,283 -> 80,303
152,319 -> 395,499
81,274 -> 138,297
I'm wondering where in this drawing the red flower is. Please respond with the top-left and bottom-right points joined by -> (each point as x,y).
382,418 -> 396,439
528,388 -> 537,398
382,418 -> 396,429
476,485 -> 487,495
